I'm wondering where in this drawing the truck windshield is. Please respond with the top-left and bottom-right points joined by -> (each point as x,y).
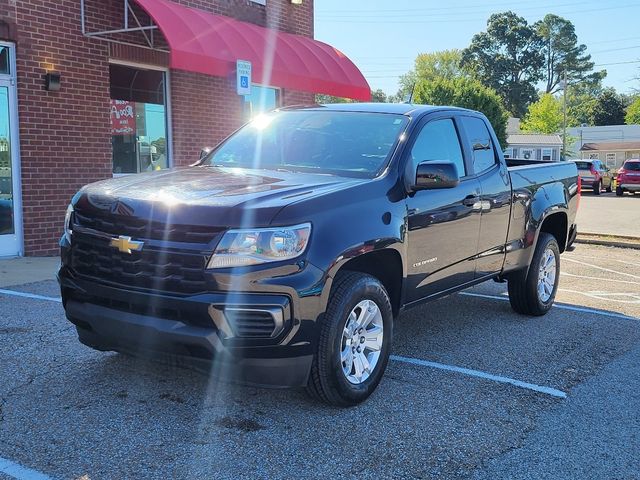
202,110 -> 408,177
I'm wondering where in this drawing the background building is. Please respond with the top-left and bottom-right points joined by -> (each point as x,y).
0,0 -> 369,256
505,133 -> 563,161
569,125 -> 640,168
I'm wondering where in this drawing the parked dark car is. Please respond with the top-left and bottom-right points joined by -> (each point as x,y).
616,159 -> 640,196
58,104 -> 579,406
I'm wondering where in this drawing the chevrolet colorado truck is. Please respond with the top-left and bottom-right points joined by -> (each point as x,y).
58,104 -> 579,406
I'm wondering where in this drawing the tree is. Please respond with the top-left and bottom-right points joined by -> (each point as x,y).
414,77 -> 508,147
315,94 -> 354,104
461,12 -> 544,117
566,80 -> 603,126
521,93 -> 563,134
535,14 -> 606,94
392,50 -> 472,103
370,89 -> 388,103
626,97 -> 640,125
591,88 -> 626,126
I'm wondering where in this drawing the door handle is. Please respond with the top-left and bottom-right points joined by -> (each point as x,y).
462,195 -> 480,207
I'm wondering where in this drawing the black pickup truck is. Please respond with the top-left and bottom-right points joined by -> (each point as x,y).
58,104 -> 578,406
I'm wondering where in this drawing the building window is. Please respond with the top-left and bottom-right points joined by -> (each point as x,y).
0,46 -> 9,75
605,153 -> 617,167
243,85 -> 280,120
504,148 -> 513,159
109,64 -> 169,174
521,148 -> 535,160
588,153 -> 599,160
542,148 -> 553,161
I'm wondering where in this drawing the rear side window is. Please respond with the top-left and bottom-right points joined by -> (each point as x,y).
624,161 -> 640,171
575,161 -> 591,170
460,117 -> 497,174
410,119 -> 466,177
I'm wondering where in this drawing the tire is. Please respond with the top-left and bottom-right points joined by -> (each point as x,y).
508,233 -> 560,316
306,272 -> 393,406
605,180 -> 612,193
616,186 -> 624,197
593,181 -> 601,195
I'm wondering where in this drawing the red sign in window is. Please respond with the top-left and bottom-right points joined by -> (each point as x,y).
110,100 -> 136,136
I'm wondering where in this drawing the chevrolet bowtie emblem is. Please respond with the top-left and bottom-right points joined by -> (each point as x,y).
109,235 -> 144,254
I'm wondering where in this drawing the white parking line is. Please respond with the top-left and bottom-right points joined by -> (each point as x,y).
563,258 -> 640,280
0,289 -> 62,303
560,271 -> 639,286
559,289 -> 640,304
459,291 -> 639,321
391,355 -> 567,398
0,457 -> 53,480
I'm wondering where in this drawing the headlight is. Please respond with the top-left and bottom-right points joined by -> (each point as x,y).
207,223 -> 311,269
64,204 -> 74,243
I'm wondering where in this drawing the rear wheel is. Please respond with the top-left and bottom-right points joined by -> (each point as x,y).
616,186 -> 624,196
306,272 -> 393,406
508,233 -> 560,316
593,181 -> 601,195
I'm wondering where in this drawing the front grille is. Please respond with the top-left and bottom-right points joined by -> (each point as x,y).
71,234 -> 208,294
73,210 -> 222,244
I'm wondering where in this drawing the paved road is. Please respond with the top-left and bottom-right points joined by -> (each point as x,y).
576,190 -> 640,237
0,243 -> 639,479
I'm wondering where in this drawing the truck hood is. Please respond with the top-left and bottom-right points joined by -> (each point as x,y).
74,166 -> 364,228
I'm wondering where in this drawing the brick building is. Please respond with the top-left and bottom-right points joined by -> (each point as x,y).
0,0 -> 369,256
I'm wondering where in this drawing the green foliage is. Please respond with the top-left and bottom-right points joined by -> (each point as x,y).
591,88 -> 626,126
370,89 -> 388,103
414,77 -> 508,147
392,50 -> 472,103
521,94 -> 563,134
565,81 -> 603,127
314,94 -> 354,104
535,14 -> 606,94
626,97 -> 640,125
461,11 -> 544,117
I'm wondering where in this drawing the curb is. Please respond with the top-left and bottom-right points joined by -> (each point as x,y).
575,233 -> 640,250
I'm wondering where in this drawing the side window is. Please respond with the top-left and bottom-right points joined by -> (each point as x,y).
410,119 -> 465,178
461,116 -> 497,174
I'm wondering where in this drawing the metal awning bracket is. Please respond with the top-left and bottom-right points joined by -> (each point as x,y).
80,0 -> 167,52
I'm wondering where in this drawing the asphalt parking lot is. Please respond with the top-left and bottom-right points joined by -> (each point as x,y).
576,188 -> 640,237
1,243 -> 639,480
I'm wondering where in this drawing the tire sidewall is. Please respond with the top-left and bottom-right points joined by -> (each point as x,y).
326,277 -> 393,404
529,234 -> 561,312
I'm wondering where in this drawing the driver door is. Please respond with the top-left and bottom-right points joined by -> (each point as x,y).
404,115 -> 482,304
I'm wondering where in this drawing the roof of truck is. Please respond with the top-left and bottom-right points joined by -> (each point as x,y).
282,103 -> 476,117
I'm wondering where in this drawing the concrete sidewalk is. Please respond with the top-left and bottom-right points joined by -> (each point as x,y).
0,257 -> 60,287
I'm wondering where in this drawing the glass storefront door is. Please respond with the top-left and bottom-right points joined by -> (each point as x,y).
0,43 -> 22,257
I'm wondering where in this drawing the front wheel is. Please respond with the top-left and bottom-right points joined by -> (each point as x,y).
306,272 -> 393,406
593,181 -> 601,195
508,233 -> 560,316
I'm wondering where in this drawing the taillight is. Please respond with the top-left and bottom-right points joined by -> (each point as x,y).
618,169 -> 626,181
577,176 -> 581,210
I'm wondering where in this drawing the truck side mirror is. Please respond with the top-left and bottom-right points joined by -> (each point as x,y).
413,161 -> 459,190
200,147 -> 214,160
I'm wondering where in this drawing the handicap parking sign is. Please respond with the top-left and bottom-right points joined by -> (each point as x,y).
236,60 -> 252,95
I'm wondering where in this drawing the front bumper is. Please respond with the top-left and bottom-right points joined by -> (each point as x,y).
59,240 -> 327,388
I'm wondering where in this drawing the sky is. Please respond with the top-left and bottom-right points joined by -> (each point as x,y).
314,0 -> 640,97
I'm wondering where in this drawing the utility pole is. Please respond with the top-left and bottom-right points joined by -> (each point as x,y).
562,70 -> 568,161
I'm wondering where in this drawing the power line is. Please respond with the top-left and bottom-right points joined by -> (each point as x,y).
317,0 -> 591,19
316,3 -> 640,24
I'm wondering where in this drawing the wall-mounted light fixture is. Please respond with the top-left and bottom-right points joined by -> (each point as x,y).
291,0 -> 303,4
45,71 -> 61,91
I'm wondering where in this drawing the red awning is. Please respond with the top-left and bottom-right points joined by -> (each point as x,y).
134,0 -> 371,101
